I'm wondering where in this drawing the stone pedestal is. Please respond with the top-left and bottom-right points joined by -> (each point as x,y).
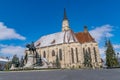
10,64 -> 16,70
24,54 -> 34,68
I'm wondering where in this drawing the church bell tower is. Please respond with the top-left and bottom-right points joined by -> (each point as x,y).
62,8 -> 70,31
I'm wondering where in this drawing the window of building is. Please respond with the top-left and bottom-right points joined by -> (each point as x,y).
83,48 -> 85,55
71,48 -> 74,63
88,47 -> 91,54
76,48 -> 79,62
52,50 -> 55,56
59,49 -> 62,60
93,47 -> 97,62
43,51 -> 46,58
88,47 -> 91,62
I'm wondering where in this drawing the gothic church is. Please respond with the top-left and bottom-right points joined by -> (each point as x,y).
25,9 -> 102,69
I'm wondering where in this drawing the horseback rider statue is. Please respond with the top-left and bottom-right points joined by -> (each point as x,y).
26,42 -> 36,54
26,42 -> 42,66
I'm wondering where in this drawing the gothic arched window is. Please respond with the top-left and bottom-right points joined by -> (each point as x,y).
43,51 -> 46,58
88,47 -> 91,54
76,48 -> 79,62
71,48 -> 74,63
83,48 -> 85,55
52,50 -> 55,56
88,47 -> 91,62
59,49 -> 62,60
93,47 -> 97,62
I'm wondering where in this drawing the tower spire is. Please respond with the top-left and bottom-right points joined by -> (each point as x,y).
62,8 -> 70,31
63,8 -> 67,20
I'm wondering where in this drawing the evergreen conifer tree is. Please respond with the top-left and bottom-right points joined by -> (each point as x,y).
20,56 -> 24,67
105,40 -> 119,67
84,50 -> 92,67
12,55 -> 20,67
56,55 -> 60,68
35,51 -> 39,65
38,54 -> 42,66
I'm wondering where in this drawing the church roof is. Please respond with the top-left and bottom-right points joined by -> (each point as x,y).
35,30 -> 78,48
75,32 -> 96,44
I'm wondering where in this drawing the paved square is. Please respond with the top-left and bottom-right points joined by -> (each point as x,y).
0,69 -> 120,80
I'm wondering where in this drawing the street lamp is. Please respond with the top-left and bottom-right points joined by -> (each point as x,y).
117,52 -> 119,60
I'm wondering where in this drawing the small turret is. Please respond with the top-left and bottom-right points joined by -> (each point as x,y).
84,26 -> 88,33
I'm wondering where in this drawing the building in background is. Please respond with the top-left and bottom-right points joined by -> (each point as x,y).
0,57 -> 9,70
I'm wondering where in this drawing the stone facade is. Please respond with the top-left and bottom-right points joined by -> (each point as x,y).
34,42 -> 101,69
24,9 -> 102,69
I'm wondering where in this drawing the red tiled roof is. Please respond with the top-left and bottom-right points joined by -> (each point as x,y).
75,32 -> 96,44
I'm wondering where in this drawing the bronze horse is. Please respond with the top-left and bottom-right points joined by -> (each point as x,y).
26,42 -> 36,53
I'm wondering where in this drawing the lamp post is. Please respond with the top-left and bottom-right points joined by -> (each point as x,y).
117,53 -> 119,60
117,52 -> 119,61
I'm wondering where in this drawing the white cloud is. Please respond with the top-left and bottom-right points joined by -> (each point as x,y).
113,44 -> 120,49
98,47 -> 106,62
99,47 -> 106,55
0,22 -> 26,40
0,44 -> 25,57
113,44 -> 120,56
90,24 -> 113,43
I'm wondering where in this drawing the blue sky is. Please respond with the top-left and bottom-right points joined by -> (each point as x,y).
0,0 -> 120,59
